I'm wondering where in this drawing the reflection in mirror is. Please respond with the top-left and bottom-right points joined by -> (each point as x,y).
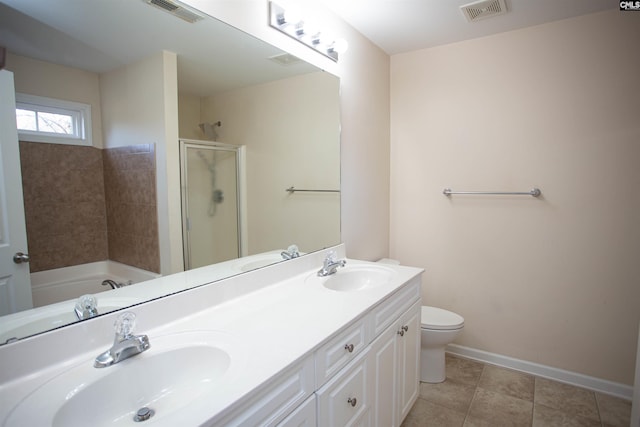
180,140 -> 243,270
0,0 -> 340,344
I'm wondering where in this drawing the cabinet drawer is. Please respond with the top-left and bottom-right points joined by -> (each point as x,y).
371,277 -> 420,338
212,356 -> 314,427
277,394 -> 316,427
315,316 -> 369,387
316,349 -> 371,427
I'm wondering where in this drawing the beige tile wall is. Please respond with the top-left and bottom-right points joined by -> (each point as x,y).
19,141 -> 109,272
19,141 -> 160,274
103,144 -> 160,273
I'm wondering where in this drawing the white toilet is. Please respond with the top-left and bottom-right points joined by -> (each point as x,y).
420,306 -> 464,383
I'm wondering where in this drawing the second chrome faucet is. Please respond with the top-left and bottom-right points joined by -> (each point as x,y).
317,251 -> 346,277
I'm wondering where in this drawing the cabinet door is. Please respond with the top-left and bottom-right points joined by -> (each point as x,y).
316,349 -> 371,427
369,323 -> 399,427
397,301 -> 421,423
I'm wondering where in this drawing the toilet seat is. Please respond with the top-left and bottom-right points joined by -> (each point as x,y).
421,306 -> 464,330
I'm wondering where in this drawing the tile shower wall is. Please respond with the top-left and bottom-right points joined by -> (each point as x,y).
19,141 -> 109,272
19,141 -> 160,274
103,144 -> 160,273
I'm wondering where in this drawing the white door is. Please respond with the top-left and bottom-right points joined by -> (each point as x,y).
0,69 -> 32,315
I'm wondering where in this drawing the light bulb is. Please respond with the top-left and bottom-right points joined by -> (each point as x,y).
331,39 -> 349,54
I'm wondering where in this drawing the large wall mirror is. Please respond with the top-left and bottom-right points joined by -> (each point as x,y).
0,0 -> 340,344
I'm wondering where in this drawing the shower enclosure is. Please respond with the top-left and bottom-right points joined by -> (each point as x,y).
179,139 -> 245,270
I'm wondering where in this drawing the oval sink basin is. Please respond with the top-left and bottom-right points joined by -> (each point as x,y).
319,265 -> 395,292
5,331 -> 241,427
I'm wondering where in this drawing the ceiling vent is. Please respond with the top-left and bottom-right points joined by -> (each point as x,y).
268,53 -> 302,66
144,0 -> 205,23
460,0 -> 507,23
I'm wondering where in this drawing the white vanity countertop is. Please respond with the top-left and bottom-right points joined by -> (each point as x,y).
0,246 -> 423,426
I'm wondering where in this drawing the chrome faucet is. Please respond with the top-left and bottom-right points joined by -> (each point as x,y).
281,244 -> 300,260
317,251 -> 346,277
74,294 -> 98,320
94,312 -> 150,368
101,279 -> 120,289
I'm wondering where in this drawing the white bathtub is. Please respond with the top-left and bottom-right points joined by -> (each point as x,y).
30,261 -> 160,308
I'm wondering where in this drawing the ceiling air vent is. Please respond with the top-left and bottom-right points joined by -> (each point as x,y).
460,0 -> 507,23
144,0 -> 205,23
268,53 -> 302,66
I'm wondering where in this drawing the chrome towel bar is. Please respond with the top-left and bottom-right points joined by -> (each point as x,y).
286,186 -> 340,194
443,188 -> 541,197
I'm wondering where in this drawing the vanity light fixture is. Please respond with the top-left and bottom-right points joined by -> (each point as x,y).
269,1 -> 348,62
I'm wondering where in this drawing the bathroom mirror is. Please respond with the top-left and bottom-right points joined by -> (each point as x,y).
0,0 -> 340,343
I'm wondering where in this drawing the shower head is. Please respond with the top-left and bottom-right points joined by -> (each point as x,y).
198,121 -> 222,141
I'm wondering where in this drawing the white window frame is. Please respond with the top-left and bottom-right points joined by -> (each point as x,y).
15,93 -> 92,146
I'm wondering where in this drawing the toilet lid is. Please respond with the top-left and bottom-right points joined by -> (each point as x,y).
421,306 -> 464,330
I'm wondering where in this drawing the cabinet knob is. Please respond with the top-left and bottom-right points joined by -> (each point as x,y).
344,343 -> 354,353
347,397 -> 357,407
397,328 -> 405,337
402,325 -> 409,332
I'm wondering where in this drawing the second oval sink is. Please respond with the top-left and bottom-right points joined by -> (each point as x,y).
319,265 -> 395,291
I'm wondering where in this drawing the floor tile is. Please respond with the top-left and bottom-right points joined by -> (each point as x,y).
534,378 -> 599,422
595,392 -> 632,427
466,388 -> 533,427
532,403 -> 601,427
405,357 -> 631,427
401,398 -> 466,427
477,365 -> 535,401
419,379 -> 476,413
462,416 -> 501,427
445,355 -> 485,386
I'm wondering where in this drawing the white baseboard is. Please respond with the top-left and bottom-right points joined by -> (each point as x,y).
446,344 -> 633,401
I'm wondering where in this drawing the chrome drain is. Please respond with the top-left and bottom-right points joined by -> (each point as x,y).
134,407 -> 155,422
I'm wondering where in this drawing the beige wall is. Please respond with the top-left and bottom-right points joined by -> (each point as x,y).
201,72 -> 340,255
178,94 -> 202,140
6,53 -> 103,148
390,10 -> 640,385
184,0 -> 391,261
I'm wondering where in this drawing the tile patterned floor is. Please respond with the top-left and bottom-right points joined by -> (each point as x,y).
402,354 -> 632,427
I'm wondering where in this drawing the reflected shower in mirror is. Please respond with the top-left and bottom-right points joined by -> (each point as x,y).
0,0 -> 340,343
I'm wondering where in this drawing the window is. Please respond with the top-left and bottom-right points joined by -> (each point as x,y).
15,93 -> 92,146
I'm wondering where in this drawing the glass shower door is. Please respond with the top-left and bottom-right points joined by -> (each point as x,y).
180,140 -> 241,270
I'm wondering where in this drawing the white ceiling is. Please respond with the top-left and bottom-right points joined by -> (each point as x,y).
0,0 -> 615,93
320,0 -> 613,55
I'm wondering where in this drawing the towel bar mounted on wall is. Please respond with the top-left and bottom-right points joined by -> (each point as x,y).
443,188 -> 542,197
286,186 -> 340,194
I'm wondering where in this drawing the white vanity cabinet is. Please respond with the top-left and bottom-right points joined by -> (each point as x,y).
369,300 -> 421,427
149,272 -> 421,427
314,276 -> 421,427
